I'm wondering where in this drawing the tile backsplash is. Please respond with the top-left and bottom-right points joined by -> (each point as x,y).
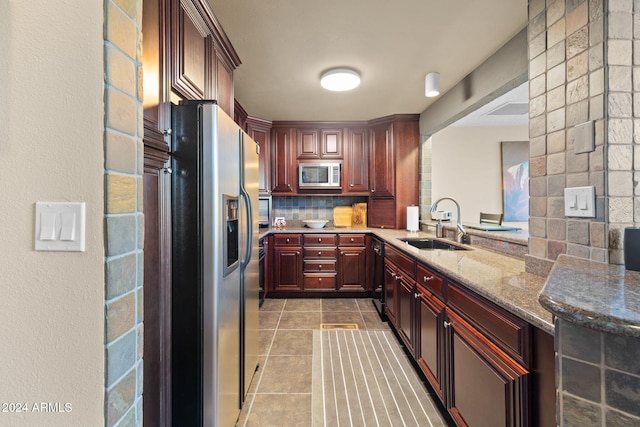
272,196 -> 367,223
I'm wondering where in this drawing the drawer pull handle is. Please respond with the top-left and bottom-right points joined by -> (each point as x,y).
318,238 -> 322,242
318,251 -> 322,256
286,238 -> 290,243
350,238 -> 354,242
424,275 -> 434,282
414,292 -> 419,299
443,321 -> 451,328
319,265 -> 322,270
318,278 -> 322,282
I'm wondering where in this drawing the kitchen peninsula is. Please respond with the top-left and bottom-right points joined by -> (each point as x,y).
260,224 -> 555,426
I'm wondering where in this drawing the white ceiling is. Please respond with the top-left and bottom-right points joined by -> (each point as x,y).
208,0 -> 529,122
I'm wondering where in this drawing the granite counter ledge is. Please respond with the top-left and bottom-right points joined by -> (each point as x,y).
372,229 -> 554,334
539,254 -> 640,338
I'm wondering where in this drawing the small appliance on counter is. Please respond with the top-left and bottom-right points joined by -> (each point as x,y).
431,210 -> 452,221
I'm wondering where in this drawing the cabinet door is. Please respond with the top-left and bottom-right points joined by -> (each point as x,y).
271,127 -> 296,193
296,128 -> 319,159
343,127 -> 369,193
273,247 -> 302,290
247,119 -> 271,195
383,261 -> 398,326
446,309 -> 529,427
337,246 -> 367,291
321,128 -> 343,159
397,277 -> 414,353
368,197 -> 396,229
369,122 -> 394,198
417,288 -> 445,401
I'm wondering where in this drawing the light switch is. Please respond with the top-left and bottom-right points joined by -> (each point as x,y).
39,212 -> 57,240
564,186 -> 595,218
35,202 -> 86,251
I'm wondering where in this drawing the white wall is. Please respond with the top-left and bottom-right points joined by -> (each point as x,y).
0,2 -> 105,426
431,125 -> 529,227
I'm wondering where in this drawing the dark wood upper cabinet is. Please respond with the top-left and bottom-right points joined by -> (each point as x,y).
168,0 -> 239,115
343,127 -> 369,194
296,128 -> 320,159
321,129 -> 343,159
170,0 -> 209,100
270,126 -> 296,193
246,116 -> 272,195
369,122 -> 395,198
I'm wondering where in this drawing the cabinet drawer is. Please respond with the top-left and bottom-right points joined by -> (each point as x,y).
416,263 -> 445,300
385,245 -> 415,279
303,247 -> 337,259
338,234 -> 366,246
304,260 -> 337,272
274,234 -> 302,246
303,234 -> 337,246
447,283 -> 530,366
304,273 -> 336,289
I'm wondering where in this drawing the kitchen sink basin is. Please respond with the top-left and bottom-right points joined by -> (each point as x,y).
398,238 -> 470,251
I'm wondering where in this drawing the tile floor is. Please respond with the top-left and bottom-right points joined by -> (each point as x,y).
236,298 -> 448,426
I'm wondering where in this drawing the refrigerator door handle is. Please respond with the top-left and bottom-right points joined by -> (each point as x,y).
240,133 -> 253,267
239,187 -> 253,266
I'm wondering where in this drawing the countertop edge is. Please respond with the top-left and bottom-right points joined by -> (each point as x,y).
539,255 -> 640,338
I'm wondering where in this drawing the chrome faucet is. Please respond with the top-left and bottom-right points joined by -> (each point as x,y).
430,197 -> 468,243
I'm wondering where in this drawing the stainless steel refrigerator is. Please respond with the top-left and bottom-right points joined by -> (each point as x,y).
171,100 -> 259,426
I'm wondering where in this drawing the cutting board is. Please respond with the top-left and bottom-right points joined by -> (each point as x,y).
333,206 -> 353,227
352,203 -> 367,228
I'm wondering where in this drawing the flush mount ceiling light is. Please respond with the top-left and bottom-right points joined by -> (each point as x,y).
320,68 -> 360,91
425,72 -> 440,97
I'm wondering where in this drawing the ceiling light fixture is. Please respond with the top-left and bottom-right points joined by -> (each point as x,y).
425,72 -> 440,97
320,68 -> 360,91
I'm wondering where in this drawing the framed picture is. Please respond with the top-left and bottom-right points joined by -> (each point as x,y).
501,141 -> 529,221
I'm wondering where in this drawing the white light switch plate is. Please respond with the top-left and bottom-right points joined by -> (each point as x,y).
35,202 -> 86,251
564,186 -> 595,218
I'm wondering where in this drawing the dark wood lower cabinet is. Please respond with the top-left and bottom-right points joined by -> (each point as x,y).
337,246 -> 367,291
397,277 -> 415,353
417,287 -> 445,401
273,246 -> 303,291
446,308 -> 529,427
381,246 -> 554,427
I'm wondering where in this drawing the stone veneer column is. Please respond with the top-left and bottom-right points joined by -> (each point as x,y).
104,0 -> 145,426
527,0 -> 610,272
556,319 -> 640,424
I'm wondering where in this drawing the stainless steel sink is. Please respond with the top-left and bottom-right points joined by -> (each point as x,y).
398,237 -> 470,251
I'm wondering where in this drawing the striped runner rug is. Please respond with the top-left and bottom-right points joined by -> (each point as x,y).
312,330 -> 447,427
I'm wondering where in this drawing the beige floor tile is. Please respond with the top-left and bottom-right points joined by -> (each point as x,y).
321,298 -> 359,312
240,393 -> 311,427
258,355 -> 313,393
283,298 -> 321,312
259,329 -> 275,355
259,311 -> 281,329
260,298 -> 286,312
277,311 -> 322,329
361,311 -> 391,330
356,297 -> 377,312
269,329 -> 314,356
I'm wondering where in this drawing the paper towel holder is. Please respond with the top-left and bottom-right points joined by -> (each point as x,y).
406,205 -> 419,232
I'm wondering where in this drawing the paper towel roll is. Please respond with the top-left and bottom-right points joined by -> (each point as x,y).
406,206 -> 419,232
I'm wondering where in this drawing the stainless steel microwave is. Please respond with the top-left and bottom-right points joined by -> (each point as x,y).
298,161 -> 341,189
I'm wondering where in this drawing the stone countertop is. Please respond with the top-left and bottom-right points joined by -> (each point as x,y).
539,255 -> 640,338
259,226 -> 553,334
